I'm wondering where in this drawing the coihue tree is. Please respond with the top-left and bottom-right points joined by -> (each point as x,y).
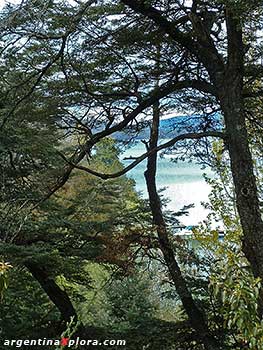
0,133 -> 150,331
1,1 -> 263,349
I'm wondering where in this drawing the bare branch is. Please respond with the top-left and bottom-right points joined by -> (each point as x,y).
33,78 -> 217,206
59,130 -> 225,180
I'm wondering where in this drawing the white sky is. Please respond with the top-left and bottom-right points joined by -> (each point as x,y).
0,0 -> 18,7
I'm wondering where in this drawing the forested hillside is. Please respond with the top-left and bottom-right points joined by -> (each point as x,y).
1,1 -> 263,349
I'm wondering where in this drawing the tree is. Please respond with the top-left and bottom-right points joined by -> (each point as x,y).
118,0 -> 263,290
1,1 -> 263,348
194,136 -> 263,349
0,131 -> 150,334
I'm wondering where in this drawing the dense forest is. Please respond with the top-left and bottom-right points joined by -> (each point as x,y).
1,0 -> 263,349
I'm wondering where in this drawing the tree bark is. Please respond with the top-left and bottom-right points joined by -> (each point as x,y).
144,102 -> 222,350
218,10 -> 263,285
25,262 -> 78,323
221,87 -> 263,281
220,82 -> 263,315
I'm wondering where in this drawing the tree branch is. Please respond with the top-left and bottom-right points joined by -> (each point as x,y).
120,0 -> 225,80
35,78 -> 217,206
91,78 -> 217,144
59,130 -> 225,180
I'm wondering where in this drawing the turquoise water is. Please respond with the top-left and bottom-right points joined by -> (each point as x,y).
121,141 -> 213,226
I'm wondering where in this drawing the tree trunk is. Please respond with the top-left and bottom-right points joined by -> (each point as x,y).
120,0 -> 263,287
219,10 -> 263,286
144,102 -> 222,350
26,262 -> 78,323
221,87 -> 263,281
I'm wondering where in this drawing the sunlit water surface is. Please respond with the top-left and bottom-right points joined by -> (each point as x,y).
121,141 -> 213,227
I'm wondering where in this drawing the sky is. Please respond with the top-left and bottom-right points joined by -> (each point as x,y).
0,0 -> 17,7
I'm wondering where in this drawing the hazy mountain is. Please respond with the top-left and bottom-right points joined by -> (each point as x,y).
115,113 -> 221,140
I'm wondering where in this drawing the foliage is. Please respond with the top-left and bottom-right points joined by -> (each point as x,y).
194,141 -> 263,349
0,0 -> 263,349
0,261 -> 12,300
0,134 -> 157,340
0,268 -> 60,340
210,252 -> 263,349
103,273 -> 157,331
55,317 -> 80,350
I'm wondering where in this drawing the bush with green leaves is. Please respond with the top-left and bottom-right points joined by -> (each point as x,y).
194,140 -> 263,349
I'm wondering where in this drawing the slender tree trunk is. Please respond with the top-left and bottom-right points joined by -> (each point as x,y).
26,262 -> 78,323
144,102 -> 222,350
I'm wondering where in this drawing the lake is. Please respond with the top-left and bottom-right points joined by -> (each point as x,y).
121,141 -> 213,227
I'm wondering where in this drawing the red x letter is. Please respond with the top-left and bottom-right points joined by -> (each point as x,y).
60,338 -> 69,346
